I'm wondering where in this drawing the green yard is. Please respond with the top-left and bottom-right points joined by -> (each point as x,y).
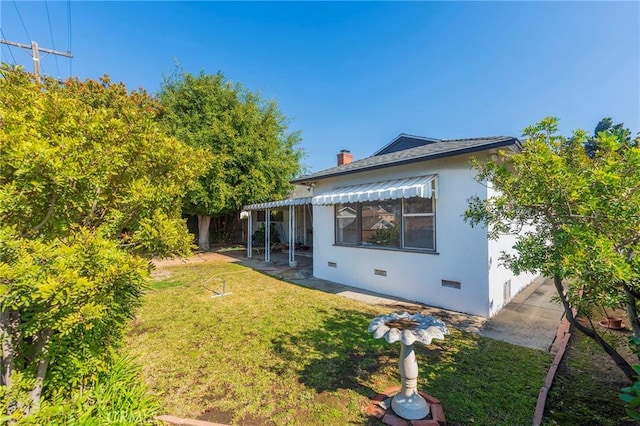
126,260 -> 551,425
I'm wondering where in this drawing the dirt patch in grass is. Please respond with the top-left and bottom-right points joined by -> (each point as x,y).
197,405 -> 266,426
545,318 -> 638,426
150,268 -> 173,281
197,406 -> 234,425
151,251 -> 238,268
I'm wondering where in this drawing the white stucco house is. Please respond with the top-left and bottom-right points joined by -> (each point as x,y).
244,134 -> 538,318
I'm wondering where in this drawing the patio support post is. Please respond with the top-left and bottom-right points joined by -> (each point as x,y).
302,205 -> 307,246
289,205 -> 296,267
265,208 -> 271,263
247,211 -> 253,258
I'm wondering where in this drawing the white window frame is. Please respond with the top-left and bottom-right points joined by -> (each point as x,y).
334,195 -> 436,252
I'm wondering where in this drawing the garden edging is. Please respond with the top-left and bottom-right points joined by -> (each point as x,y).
533,314 -> 572,426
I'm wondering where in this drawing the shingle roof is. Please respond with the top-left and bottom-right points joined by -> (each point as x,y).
372,133 -> 441,156
292,136 -> 520,184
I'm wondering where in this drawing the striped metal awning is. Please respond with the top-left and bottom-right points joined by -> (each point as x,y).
312,175 -> 437,205
243,197 -> 313,211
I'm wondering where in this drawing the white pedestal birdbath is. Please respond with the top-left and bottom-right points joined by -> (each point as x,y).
368,312 -> 449,420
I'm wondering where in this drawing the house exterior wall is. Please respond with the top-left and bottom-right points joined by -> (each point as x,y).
486,185 -> 539,316
311,157 -> 494,317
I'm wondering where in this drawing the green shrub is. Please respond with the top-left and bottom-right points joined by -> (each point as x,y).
132,209 -> 195,258
619,365 -> 640,420
15,356 -> 158,425
620,338 -> 640,420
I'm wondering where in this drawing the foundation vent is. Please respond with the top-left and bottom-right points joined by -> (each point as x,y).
374,269 -> 387,277
442,279 -> 461,289
328,262 -> 337,268
503,279 -> 511,301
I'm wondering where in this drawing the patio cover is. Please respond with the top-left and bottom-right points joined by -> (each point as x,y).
312,175 -> 437,205
243,197 -> 312,266
244,197 -> 313,210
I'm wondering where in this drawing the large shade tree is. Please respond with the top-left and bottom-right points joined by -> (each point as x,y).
158,69 -> 303,250
0,65 -> 201,420
585,117 -> 633,158
465,117 -> 640,380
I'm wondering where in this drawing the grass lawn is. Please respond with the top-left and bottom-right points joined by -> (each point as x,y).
545,325 -> 638,426
125,260 -> 551,425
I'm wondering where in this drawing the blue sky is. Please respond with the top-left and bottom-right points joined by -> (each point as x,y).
1,1 -> 638,173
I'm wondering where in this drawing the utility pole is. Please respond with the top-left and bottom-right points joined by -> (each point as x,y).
0,39 -> 72,83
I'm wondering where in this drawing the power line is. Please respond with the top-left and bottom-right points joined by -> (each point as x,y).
0,29 -> 18,65
12,1 -> 32,41
44,0 -> 60,77
0,39 -> 73,83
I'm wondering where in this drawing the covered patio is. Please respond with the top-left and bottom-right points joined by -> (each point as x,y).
243,197 -> 313,267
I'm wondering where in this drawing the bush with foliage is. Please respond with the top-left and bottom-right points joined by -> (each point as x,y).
2,356 -> 158,425
367,223 -> 400,247
0,65 -> 202,419
620,367 -> 640,420
252,222 -> 280,246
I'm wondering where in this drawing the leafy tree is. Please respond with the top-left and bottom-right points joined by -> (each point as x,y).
465,117 -> 640,380
0,65 -> 201,418
584,117 -> 633,158
158,69 -> 303,250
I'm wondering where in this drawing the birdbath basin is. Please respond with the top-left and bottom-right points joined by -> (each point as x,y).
368,312 -> 449,420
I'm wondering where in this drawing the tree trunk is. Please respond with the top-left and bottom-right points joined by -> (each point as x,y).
552,275 -> 637,381
197,214 -> 211,251
26,328 -> 52,415
626,289 -> 640,341
0,307 -> 18,388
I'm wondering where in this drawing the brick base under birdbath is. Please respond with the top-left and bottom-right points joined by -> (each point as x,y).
366,386 -> 446,426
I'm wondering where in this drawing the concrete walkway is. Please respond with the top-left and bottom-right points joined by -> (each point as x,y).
154,251 -> 565,352
479,277 -> 565,351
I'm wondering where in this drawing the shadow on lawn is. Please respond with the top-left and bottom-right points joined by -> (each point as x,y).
272,307 -> 547,425
272,308 -> 408,397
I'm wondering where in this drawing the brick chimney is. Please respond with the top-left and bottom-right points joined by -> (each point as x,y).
337,149 -> 353,166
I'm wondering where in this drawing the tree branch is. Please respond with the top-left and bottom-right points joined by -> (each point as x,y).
626,289 -> 640,342
0,307 -> 18,388
26,328 -> 52,415
85,185 -> 102,226
30,193 -> 57,234
553,275 -> 637,381
624,283 -> 640,301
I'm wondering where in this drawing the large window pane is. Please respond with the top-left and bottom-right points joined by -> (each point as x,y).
361,201 -> 401,248
336,204 -> 358,244
404,196 -> 433,214
403,216 -> 434,250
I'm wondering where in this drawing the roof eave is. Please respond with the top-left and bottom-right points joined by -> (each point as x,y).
291,138 -> 519,185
